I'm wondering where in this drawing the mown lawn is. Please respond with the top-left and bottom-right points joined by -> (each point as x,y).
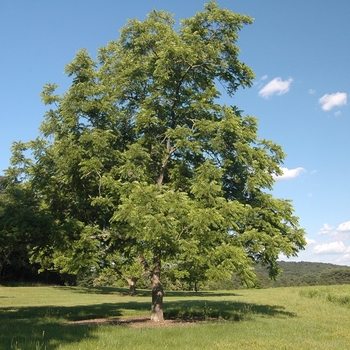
1,284 -> 350,349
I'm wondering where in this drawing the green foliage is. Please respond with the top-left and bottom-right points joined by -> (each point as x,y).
0,178 -> 53,281
5,1 -> 305,301
0,176 -> 7,194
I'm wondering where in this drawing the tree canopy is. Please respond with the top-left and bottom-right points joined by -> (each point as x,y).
5,1 -> 306,321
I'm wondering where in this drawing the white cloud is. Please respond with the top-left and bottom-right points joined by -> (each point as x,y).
334,254 -> 350,265
318,223 -> 334,235
254,75 -> 269,88
313,241 -> 347,254
316,220 -> 350,239
306,237 -> 317,245
308,89 -> 316,95
259,77 -> 293,98
273,167 -> 306,181
319,92 -> 347,111
337,221 -> 350,232
331,221 -> 350,241
334,111 -> 341,117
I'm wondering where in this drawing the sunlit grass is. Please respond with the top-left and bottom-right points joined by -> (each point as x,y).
299,284 -> 350,307
1,285 -> 350,349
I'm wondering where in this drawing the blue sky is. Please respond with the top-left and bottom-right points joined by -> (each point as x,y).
1,1 -> 349,265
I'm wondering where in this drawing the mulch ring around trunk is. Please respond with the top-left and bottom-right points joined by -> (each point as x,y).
62,315 -> 220,328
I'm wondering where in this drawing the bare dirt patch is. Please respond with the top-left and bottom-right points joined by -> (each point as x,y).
63,316 -> 211,328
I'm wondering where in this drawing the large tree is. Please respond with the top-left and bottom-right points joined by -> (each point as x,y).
7,1 -> 305,321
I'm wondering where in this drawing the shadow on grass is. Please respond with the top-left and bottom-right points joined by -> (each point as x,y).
62,286 -> 242,298
0,294 -> 296,349
0,303 -> 128,350
164,299 -> 296,322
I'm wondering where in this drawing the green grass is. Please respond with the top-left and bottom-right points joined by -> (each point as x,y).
1,285 -> 350,349
299,284 -> 350,307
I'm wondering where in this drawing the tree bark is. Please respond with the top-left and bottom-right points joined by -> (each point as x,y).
151,257 -> 164,322
0,262 -> 4,280
126,277 -> 138,296
138,254 -> 164,322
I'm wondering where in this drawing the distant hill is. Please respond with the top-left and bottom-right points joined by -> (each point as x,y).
253,261 -> 350,288
203,261 -> 350,290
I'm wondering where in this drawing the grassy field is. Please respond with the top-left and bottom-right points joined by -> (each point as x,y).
1,284 -> 350,349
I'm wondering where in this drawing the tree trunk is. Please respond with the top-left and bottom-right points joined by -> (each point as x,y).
138,254 -> 164,322
126,277 -> 138,296
151,257 -> 164,322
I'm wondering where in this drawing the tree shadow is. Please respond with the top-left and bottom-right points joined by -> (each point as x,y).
61,286 -> 243,298
164,299 -> 296,321
0,294 -> 296,349
165,290 -> 243,298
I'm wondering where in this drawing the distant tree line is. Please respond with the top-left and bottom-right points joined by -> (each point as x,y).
253,261 -> 350,288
